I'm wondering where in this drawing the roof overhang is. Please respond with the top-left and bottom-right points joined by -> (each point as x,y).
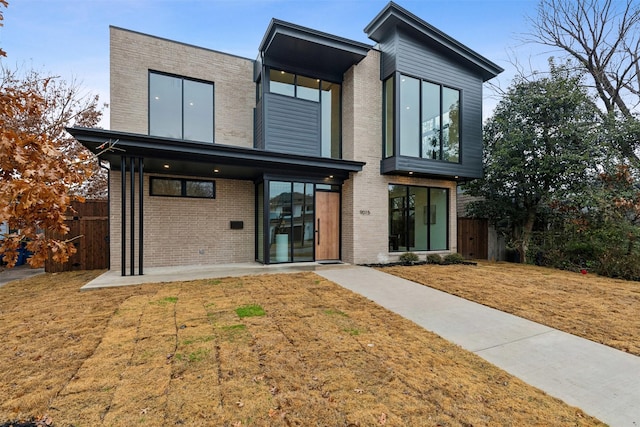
365,2 -> 503,81
259,19 -> 371,82
68,127 -> 365,182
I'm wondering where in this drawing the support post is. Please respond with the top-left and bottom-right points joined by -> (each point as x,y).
121,156 -> 126,276
138,157 -> 144,275
130,157 -> 135,276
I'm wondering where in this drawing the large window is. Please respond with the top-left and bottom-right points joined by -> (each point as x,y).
150,177 -> 215,199
389,184 -> 448,252
149,71 -> 214,143
269,69 -> 341,159
384,74 -> 460,162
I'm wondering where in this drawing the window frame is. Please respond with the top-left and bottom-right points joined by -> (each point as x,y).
384,72 -> 462,163
150,176 -> 216,199
388,183 -> 449,252
148,70 -> 215,143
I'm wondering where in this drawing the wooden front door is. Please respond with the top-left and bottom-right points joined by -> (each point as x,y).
315,191 -> 340,260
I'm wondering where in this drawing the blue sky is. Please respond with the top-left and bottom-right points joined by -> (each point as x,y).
1,0 -> 554,124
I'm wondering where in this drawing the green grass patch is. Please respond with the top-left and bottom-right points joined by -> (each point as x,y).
206,279 -> 221,285
324,308 -> 348,317
150,296 -> 178,306
174,348 -> 209,363
235,304 -> 265,318
343,328 -> 361,336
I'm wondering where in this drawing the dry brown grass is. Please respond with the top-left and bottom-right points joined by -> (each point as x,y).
383,261 -> 640,356
0,269 -> 604,426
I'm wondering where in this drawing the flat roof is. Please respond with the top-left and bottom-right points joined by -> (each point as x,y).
259,19 -> 372,82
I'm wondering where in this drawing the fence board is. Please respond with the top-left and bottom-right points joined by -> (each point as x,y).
457,218 -> 488,260
45,200 -> 109,272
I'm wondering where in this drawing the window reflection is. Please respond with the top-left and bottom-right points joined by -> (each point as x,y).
149,73 -> 182,139
149,72 -> 214,143
384,73 -> 461,163
399,76 -> 420,157
269,69 -> 295,97
389,184 -> 448,252
268,181 -> 315,263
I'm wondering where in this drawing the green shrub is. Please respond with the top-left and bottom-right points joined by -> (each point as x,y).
426,254 -> 443,264
399,252 -> 419,265
443,252 -> 465,264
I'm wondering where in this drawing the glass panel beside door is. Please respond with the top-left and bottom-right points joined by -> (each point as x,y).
268,181 -> 315,263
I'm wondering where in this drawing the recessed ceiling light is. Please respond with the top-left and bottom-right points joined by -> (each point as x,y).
163,164 -> 170,169
329,175 -> 334,179
213,169 -> 220,173
408,171 -> 414,175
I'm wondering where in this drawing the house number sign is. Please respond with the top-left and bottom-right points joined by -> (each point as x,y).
359,210 -> 371,215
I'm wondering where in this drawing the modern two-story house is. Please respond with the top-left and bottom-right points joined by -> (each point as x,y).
69,2 -> 502,276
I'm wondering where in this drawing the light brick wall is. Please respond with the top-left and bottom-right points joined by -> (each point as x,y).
342,49 -> 458,264
110,27 -> 255,148
110,173 -> 255,270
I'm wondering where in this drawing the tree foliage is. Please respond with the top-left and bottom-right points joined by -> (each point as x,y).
529,0 -> 640,164
464,62 -> 603,262
0,0 -> 106,268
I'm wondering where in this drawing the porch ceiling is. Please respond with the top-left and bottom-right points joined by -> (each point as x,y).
67,127 -> 365,181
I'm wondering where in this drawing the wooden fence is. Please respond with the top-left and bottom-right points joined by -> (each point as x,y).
45,200 -> 109,272
457,218 -> 488,260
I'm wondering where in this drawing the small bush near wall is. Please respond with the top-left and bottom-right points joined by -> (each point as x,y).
443,253 -> 466,264
426,254 -> 443,264
399,252 -> 420,265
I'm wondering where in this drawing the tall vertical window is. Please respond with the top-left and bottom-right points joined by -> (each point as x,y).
149,71 -> 214,143
268,181 -> 315,263
388,184 -> 448,252
384,73 -> 460,163
268,69 -> 341,159
399,76 -> 420,157
383,76 -> 395,157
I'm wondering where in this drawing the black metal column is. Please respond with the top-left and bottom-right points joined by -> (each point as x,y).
138,157 -> 144,275
130,157 -> 135,276
121,156 -> 126,276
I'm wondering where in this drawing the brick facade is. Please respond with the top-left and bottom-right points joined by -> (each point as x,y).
110,27 -> 254,148
100,8 -> 496,272
342,49 -> 457,264
110,173 -> 254,271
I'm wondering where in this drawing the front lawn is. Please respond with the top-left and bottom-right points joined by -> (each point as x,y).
383,261 -> 640,356
0,270 -> 602,426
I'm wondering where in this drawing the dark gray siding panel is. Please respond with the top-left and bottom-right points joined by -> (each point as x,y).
263,93 -> 321,157
254,99 -> 264,150
381,155 -> 482,180
378,32 -> 398,80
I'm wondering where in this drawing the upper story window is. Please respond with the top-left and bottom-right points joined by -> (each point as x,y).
384,73 -> 460,163
268,69 -> 341,158
149,71 -> 214,143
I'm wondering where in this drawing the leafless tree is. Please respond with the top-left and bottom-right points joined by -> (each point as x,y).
529,0 -> 640,116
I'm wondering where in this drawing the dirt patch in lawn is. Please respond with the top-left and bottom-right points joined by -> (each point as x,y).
383,261 -> 640,356
0,270 -> 603,426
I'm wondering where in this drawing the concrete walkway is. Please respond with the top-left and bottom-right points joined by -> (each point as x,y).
81,261 -> 351,289
81,263 -> 639,426
317,266 -> 640,427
